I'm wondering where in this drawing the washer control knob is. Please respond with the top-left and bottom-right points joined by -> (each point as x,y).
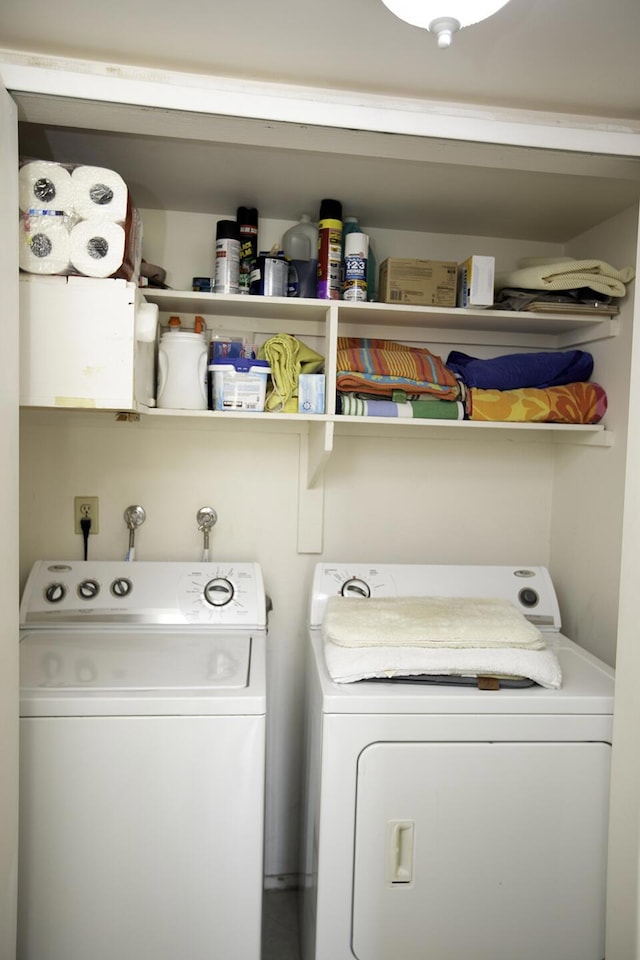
78,579 -> 100,600
44,582 -> 66,603
341,577 -> 371,599
111,577 -> 133,598
204,577 -> 234,607
519,587 -> 539,608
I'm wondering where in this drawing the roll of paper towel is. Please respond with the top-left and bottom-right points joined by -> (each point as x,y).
19,214 -> 71,274
69,220 -> 126,278
71,165 -> 128,222
19,160 -> 74,215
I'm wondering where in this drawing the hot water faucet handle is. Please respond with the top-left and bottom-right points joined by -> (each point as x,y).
197,507 -> 218,562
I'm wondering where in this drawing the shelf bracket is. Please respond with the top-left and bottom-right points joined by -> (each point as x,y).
297,422 -> 333,554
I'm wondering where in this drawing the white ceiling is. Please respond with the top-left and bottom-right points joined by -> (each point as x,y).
2,0 -> 640,121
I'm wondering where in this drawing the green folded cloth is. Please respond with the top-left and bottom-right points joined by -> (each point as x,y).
259,334 -> 324,412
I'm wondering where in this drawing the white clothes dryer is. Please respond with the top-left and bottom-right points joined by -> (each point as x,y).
18,560 -> 267,960
300,563 -> 614,960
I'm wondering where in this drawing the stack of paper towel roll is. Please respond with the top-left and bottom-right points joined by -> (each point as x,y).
19,159 -> 138,279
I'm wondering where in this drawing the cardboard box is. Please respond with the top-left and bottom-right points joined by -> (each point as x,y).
457,255 -> 495,308
379,258 -> 457,307
298,374 -> 325,414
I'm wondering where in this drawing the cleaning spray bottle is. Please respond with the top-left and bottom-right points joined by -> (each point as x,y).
343,231 -> 369,301
343,215 -> 377,301
316,199 -> 343,300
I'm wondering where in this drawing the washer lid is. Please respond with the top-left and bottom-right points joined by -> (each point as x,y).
19,629 -> 251,693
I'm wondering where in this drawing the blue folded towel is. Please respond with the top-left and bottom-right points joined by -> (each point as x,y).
445,349 -> 593,390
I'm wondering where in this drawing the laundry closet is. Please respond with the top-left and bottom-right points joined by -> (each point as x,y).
3,53 -> 640,957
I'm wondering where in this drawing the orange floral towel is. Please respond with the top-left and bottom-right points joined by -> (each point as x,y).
468,382 -> 607,424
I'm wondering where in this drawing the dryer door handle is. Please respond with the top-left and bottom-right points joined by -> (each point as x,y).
386,820 -> 414,884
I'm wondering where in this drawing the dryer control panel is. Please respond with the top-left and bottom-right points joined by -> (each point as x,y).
20,560 -> 267,628
309,563 -> 561,631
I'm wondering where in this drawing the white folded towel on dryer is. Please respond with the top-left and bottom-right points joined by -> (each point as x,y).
322,639 -> 562,689
323,596 -> 545,650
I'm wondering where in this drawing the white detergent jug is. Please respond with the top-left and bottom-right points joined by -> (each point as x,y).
156,330 -> 208,410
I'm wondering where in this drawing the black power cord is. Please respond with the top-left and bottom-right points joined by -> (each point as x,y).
80,516 -> 92,561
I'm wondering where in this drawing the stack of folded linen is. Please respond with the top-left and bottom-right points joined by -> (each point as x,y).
336,336 -> 465,419
322,595 -> 562,689
446,348 -> 607,424
495,257 -> 635,301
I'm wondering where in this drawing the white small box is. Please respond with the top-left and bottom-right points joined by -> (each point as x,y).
298,374 -> 325,414
457,255 -> 495,308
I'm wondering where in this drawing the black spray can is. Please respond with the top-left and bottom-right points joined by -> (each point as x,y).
237,206 -> 258,295
214,219 -> 241,295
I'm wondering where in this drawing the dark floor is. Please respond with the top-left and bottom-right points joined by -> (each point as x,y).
262,889 -> 301,960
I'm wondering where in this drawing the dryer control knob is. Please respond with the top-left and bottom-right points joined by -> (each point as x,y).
44,582 -> 66,603
78,578 -> 100,600
204,577 -> 234,607
341,577 -> 371,599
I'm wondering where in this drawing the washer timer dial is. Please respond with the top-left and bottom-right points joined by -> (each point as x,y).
203,577 -> 235,607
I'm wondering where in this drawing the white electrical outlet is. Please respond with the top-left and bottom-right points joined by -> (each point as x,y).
74,496 -> 99,534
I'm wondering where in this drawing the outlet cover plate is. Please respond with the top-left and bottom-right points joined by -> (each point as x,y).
74,496 -> 99,534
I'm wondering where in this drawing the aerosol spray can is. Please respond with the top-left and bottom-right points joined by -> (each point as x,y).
237,206 -> 258,295
316,198 -> 343,300
342,232 -> 369,301
214,219 -> 241,295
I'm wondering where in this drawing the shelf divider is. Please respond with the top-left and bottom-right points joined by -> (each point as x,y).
297,422 -> 333,554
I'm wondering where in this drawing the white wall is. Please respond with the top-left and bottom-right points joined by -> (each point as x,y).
603,206 -> 640,960
0,87 -> 19,960
549,205 -> 638,665
20,411 -> 555,881
139,209 -> 564,292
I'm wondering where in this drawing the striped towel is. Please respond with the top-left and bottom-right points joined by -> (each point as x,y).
340,395 -> 464,419
337,337 -> 459,399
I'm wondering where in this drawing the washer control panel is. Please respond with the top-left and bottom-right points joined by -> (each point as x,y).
20,561 -> 267,628
309,563 -> 561,630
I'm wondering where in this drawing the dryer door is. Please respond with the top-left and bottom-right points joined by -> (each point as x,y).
352,740 -> 610,960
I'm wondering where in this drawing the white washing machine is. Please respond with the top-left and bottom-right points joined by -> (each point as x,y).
18,560 -> 267,960
300,563 -> 614,960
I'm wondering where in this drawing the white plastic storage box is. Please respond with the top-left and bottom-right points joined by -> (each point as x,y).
19,275 -> 156,410
209,358 -> 271,412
